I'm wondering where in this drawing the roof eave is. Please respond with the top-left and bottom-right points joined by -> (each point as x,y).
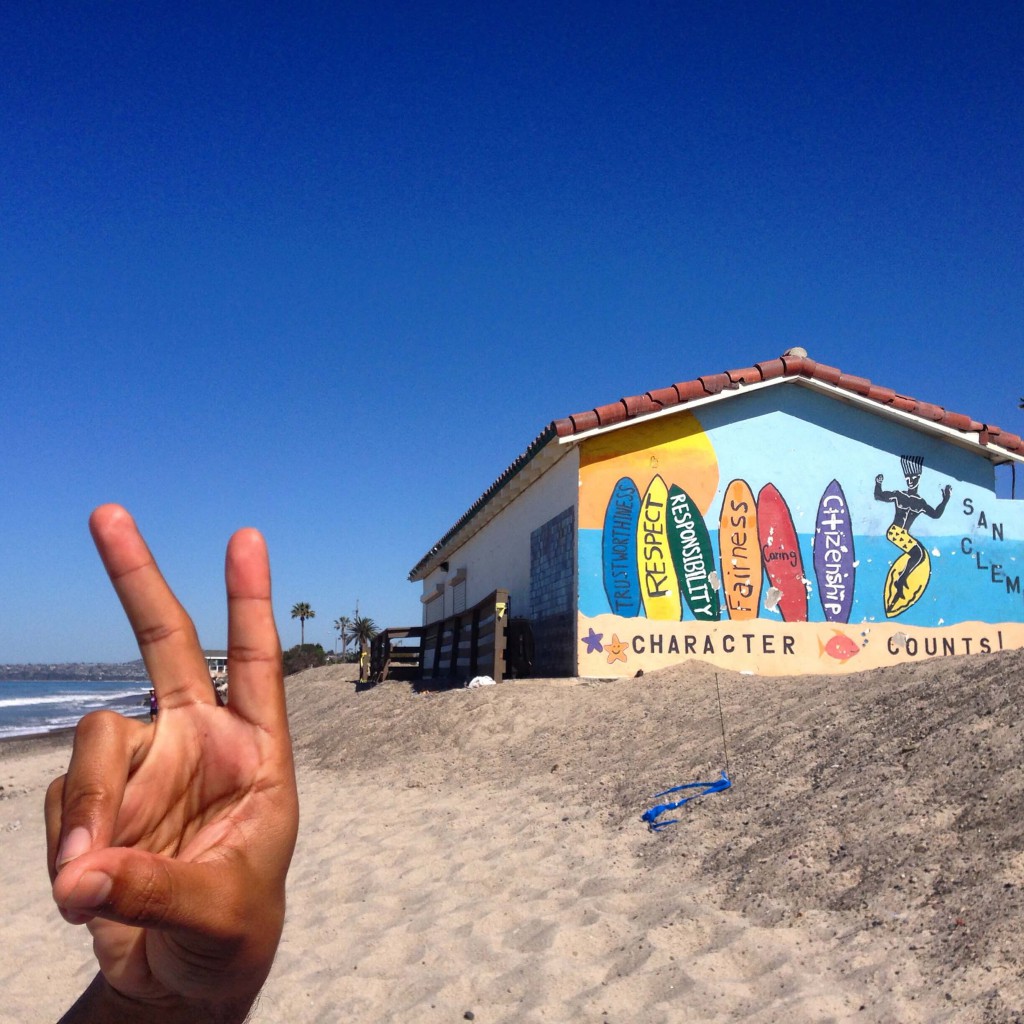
559,374 -> 1024,466
408,426 -> 569,581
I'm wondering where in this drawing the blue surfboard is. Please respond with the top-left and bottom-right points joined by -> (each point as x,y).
602,477 -> 642,616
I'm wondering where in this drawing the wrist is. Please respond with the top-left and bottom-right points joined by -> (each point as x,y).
60,974 -> 256,1024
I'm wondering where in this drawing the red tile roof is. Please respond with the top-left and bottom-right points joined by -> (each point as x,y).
410,352 -> 1022,579
551,352 -> 1023,453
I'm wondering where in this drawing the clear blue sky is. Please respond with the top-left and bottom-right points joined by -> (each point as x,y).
2,2 -> 1021,662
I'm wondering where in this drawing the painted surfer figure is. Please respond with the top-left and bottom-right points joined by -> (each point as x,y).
875,455 -> 952,615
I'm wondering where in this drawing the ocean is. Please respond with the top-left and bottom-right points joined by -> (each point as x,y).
0,680 -> 152,741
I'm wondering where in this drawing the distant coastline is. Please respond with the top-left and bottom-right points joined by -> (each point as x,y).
0,660 -> 148,682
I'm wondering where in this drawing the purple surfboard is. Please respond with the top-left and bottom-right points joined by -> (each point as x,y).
813,479 -> 855,623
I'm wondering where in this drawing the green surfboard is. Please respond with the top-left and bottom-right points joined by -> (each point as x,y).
667,484 -> 720,621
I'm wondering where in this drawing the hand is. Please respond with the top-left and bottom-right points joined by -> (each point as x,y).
46,505 -> 299,1023
942,484 -> 952,499
875,474 -> 884,484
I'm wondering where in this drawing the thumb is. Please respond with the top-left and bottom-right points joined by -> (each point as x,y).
54,846 -> 248,939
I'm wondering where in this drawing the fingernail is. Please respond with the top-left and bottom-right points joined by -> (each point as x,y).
64,870 -> 113,910
57,826 -> 92,868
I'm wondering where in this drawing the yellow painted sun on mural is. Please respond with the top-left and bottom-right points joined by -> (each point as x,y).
579,412 -> 719,528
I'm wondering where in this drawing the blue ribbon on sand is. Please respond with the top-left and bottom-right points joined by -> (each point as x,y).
642,771 -> 731,831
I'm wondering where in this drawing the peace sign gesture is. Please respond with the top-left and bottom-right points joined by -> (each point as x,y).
46,505 -> 299,1023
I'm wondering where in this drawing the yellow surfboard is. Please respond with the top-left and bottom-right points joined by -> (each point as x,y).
636,474 -> 683,620
718,479 -> 762,620
884,547 -> 931,617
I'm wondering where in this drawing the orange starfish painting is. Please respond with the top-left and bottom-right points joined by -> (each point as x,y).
605,634 -> 629,664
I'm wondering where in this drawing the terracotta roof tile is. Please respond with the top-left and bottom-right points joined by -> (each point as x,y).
890,394 -> 918,413
411,351 -> 1024,578
867,385 -> 897,404
837,373 -> 872,396
646,386 -> 679,407
595,401 -> 628,427
726,366 -> 763,385
699,372 -> 732,395
940,411 -> 973,432
810,363 -> 842,385
674,379 -> 706,401
569,410 -> 599,433
756,358 -> 786,380
623,393 -> 659,417
915,401 -> 946,422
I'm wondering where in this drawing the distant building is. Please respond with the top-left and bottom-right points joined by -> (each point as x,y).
409,351 -> 1024,677
204,650 -> 228,679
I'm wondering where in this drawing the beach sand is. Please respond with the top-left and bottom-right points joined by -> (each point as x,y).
2,651 -> 1022,1023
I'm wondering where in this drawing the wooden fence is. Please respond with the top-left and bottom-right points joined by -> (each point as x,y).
420,588 -> 509,684
370,589 -> 510,685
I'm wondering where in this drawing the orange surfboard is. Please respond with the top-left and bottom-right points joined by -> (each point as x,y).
719,479 -> 762,620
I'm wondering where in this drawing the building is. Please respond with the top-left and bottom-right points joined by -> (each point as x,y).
204,650 -> 228,680
409,351 -> 1024,677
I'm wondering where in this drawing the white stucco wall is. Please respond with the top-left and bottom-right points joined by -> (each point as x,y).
420,446 -> 580,623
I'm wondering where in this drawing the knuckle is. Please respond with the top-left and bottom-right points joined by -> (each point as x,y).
134,618 -> 197,650
75,708 -> 124,741
62,779 -> 116,819
226,642 -> 280,666
125,860 -> 174,926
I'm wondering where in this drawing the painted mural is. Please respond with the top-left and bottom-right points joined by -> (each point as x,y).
576,389 -> 1024,676
874,455 -> 952,616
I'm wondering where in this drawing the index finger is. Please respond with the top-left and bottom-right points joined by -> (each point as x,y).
90,505 -> 214,710
223,526 -> 287,729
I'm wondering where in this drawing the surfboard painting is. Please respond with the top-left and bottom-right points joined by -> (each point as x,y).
666,484 -> 719,620
718,478 -> 762,620
874,455 -> 951,617
813,479 -> 856,623
757,483 -> 808,622
636,474 -> 683,620
884,549 -> 932,617
602,477 -> 642,616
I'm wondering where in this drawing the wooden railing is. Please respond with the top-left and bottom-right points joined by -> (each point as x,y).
369,626 -> 422,683
369,590 -> 510,685
418,588 -> 510,685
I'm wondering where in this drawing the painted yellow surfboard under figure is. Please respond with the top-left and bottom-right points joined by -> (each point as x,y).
718,479 -> 762,620
884,547 -> 932,617
636,474 -> 683,620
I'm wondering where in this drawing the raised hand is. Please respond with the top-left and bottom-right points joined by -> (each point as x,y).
46,505 -> 299,1023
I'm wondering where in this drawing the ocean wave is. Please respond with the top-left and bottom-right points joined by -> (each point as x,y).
0,707 -> 149,740
0,690 -> 145,709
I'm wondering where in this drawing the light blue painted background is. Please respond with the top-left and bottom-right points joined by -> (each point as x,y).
578,388 -> 1024,626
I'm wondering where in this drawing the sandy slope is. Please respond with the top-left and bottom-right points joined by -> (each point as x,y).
2,651 -> 1022,1022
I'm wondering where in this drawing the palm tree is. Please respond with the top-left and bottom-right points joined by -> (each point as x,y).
349,614 -> 379,678
290,602 -> 316,645
333,615 -> 352,655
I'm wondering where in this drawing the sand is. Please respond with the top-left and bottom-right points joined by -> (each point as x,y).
2,651 -> 1023,1023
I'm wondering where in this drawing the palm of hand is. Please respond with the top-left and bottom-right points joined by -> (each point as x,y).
93,705 -> 281,1002
48,505 -> 298,1020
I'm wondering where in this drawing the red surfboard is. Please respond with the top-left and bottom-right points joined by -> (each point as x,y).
756,483 -> 808,622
